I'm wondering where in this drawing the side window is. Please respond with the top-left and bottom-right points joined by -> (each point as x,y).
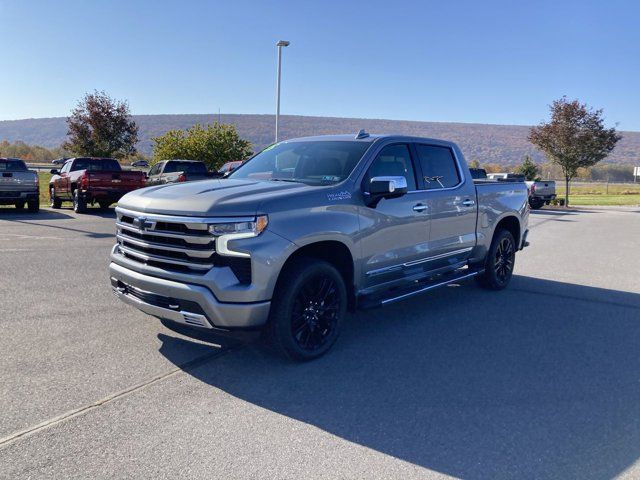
164,162 -> 178,173
415,145 -> 461,189
61,162 -> 71,174
365,144 -> 417,191
148,164 -> 160,176
71,159 -> 87,172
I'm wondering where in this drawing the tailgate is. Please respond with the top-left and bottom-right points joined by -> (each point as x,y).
87,171 -> 143,190
0,171 -> 38,192
534,182 -> 555,196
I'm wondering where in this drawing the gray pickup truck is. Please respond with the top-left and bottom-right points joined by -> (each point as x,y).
146,159 -> 220,186
0,158 -> 39,212
110,133 -> 529,360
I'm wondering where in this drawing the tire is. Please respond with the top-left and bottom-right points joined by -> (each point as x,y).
50,187 -> 62,209
27,199 -> 39,213
267,258 -> 347,361
73,189 -> 87,213
15,201 -> 25,210
476,229 -> 516,290
528,198 -> 544,210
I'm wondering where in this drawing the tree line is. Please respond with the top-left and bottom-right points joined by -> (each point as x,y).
4,92 -> 626,206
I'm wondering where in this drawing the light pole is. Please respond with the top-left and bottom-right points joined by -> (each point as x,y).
275,40 -> 290,143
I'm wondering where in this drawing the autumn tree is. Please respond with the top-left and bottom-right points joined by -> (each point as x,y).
152,123 -> 253,171
516,155 -> 541,181
467,158 -> 481,169
64,91 -> 139,158
529,97 -> 621,206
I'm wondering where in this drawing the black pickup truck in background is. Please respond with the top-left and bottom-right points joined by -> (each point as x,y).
145,160 -> 221,186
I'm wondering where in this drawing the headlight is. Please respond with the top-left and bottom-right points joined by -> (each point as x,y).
209,215 -> 268,258
208,215 -> 268,236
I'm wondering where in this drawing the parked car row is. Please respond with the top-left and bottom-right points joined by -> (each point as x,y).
47,158 -> 244,213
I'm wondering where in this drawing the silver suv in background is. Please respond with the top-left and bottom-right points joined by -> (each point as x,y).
110,132 -> 529,360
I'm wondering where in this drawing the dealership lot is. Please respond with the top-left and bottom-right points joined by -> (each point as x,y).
1,207 -> 639,479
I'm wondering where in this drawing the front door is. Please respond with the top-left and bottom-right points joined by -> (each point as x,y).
358,143 -> 431,290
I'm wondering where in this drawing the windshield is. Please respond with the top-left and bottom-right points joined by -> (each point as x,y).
229,141 -> 371,185
165,161 -> 207,174
0,159 -> 28,171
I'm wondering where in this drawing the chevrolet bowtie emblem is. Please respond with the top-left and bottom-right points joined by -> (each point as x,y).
132,216 -> 154,231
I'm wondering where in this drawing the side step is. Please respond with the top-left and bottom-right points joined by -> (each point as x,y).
358,267 -> 484,309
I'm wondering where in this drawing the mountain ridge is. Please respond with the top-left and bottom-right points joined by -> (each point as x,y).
1,114 -> 638,165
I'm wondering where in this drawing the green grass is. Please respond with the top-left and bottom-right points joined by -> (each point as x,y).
38,172 -> 52,205
555,183 -> 640,206
556,194 -> 640,206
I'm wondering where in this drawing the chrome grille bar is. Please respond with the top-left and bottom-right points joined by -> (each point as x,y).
118,245 -> 214,270
116,233 -> 216,258
116,222 -> 214,244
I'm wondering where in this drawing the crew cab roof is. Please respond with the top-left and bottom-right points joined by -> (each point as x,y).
280,134 -> 457,148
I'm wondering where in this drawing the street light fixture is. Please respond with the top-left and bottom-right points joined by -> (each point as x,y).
275,40 -> 290,143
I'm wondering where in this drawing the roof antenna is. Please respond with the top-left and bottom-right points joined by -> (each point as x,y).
355,129 -> 369,139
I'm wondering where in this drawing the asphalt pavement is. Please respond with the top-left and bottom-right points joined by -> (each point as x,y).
1,205 -> 639,479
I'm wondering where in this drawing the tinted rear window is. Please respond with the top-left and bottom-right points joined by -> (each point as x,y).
71,158 -> 121,172
164,161 -> 207,174
415,145 -> 461,189
0,159 -> 28,171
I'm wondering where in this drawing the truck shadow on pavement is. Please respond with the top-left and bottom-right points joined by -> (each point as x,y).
0,208 -> 74,220
158,275 -> 640,480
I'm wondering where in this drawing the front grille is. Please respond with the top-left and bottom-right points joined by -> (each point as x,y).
115,210 -> 251,284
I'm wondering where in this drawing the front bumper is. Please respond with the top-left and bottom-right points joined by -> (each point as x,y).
109,262 -> 271,330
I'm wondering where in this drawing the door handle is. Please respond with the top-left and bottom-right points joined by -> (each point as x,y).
461,199 -> 475,207
413,203 -> 428,212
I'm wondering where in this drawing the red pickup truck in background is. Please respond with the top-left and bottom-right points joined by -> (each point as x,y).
49,157 -> 146,213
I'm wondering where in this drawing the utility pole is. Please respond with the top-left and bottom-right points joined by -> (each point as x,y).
275,40 -> 290,143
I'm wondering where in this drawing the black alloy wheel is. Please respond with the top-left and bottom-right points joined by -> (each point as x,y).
290,273 -> 341,352
494,235 -> 515,285
268,258 -> 347,361
476,229 -> 516,290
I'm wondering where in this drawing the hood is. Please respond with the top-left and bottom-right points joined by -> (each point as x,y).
117,178 -> 314,217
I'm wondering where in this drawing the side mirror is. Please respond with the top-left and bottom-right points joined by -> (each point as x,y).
366,176 -> 408,206
50,169 -> 59,175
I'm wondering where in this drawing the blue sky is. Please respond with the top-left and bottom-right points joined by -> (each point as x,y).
1,0 -> 638,129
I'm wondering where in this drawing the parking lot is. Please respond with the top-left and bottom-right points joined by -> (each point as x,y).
1,206 -> 639,479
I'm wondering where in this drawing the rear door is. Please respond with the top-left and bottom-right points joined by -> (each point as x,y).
57,161 -> 73,198
413,143 -> 477,269
358,143 -> 431,289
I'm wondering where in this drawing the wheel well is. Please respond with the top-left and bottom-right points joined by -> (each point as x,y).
279,241 -> 355,310
495,216 -> 520,246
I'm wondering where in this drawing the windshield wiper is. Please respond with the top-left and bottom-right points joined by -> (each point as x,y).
269,178 -> 302,183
